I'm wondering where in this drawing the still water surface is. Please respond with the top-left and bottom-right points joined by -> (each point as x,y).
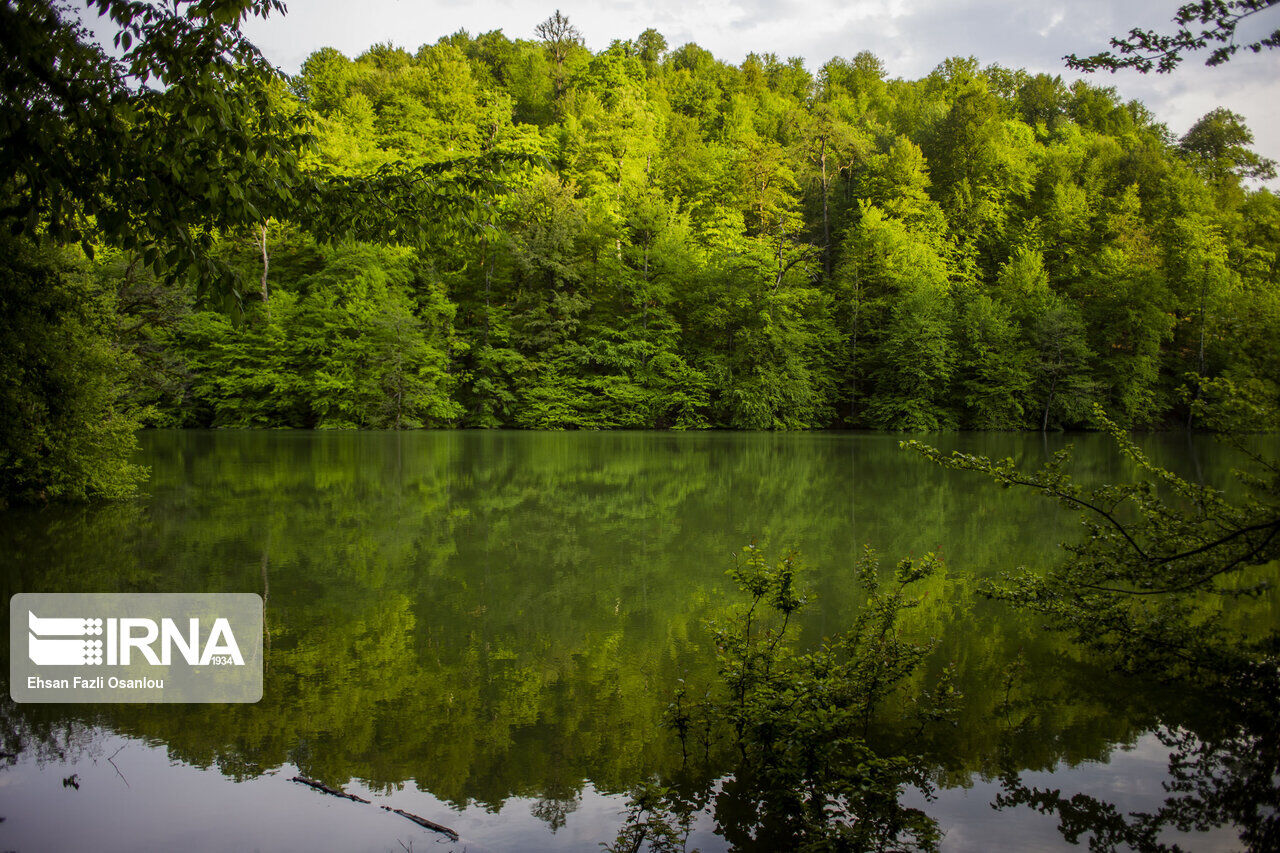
1,430 -> 1274,851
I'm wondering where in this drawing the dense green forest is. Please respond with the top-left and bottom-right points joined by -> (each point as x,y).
5,2 -> 1280,499
115,28 -> 1280,433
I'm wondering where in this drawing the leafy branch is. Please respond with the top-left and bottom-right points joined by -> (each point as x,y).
1066,1 -> 1280,73
902,396 -> 1280,677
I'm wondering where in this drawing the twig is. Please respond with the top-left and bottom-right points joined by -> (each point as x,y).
107,745 -> 129,788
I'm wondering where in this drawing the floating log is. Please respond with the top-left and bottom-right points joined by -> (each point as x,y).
289,775 -> 458,841
381,805 -> 460,841
291,775 -> 371,804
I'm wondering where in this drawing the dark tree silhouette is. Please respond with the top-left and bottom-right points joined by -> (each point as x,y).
1066,0 -> 1280,73
535,9 -> 582,66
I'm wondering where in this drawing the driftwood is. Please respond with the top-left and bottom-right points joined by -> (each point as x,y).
289,775 -> 460,842
381,805 -> 460,841
291,775 -> 371,804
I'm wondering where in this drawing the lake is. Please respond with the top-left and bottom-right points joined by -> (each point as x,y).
2,430 -> 1275,851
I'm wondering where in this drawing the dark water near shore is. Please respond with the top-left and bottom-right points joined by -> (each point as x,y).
2,430 -> 1276,851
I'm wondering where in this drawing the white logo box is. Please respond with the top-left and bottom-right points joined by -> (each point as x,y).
10,593 -> 263,703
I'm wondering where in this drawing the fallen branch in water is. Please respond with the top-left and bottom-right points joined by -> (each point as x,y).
289,774 -> 459,841
291,775 -> 371,804
106,745 -> 130,788
382,805 -> 460,841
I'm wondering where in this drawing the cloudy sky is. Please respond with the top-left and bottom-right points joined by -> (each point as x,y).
240,0 -> 1279,184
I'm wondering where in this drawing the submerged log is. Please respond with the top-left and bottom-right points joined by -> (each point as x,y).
381,805 -> 460,841
291,775 -> 371,804
289,774 -> 459,841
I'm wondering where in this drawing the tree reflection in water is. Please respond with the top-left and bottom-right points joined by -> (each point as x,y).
1,429 -> 1276,850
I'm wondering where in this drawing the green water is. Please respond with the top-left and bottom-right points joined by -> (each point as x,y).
1,430 -> 1275,851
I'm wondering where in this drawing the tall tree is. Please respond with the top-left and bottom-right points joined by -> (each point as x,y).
536,10 -> 583,99
1179,108 -> 1278,207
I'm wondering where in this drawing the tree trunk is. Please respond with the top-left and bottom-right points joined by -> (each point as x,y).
1188,260 -> 1209,430
1042,374 -> 1058,432
482,230 -> 492,346
849,262 -> 861,423
820,136 -> 831,281
258,221 -> 269,310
